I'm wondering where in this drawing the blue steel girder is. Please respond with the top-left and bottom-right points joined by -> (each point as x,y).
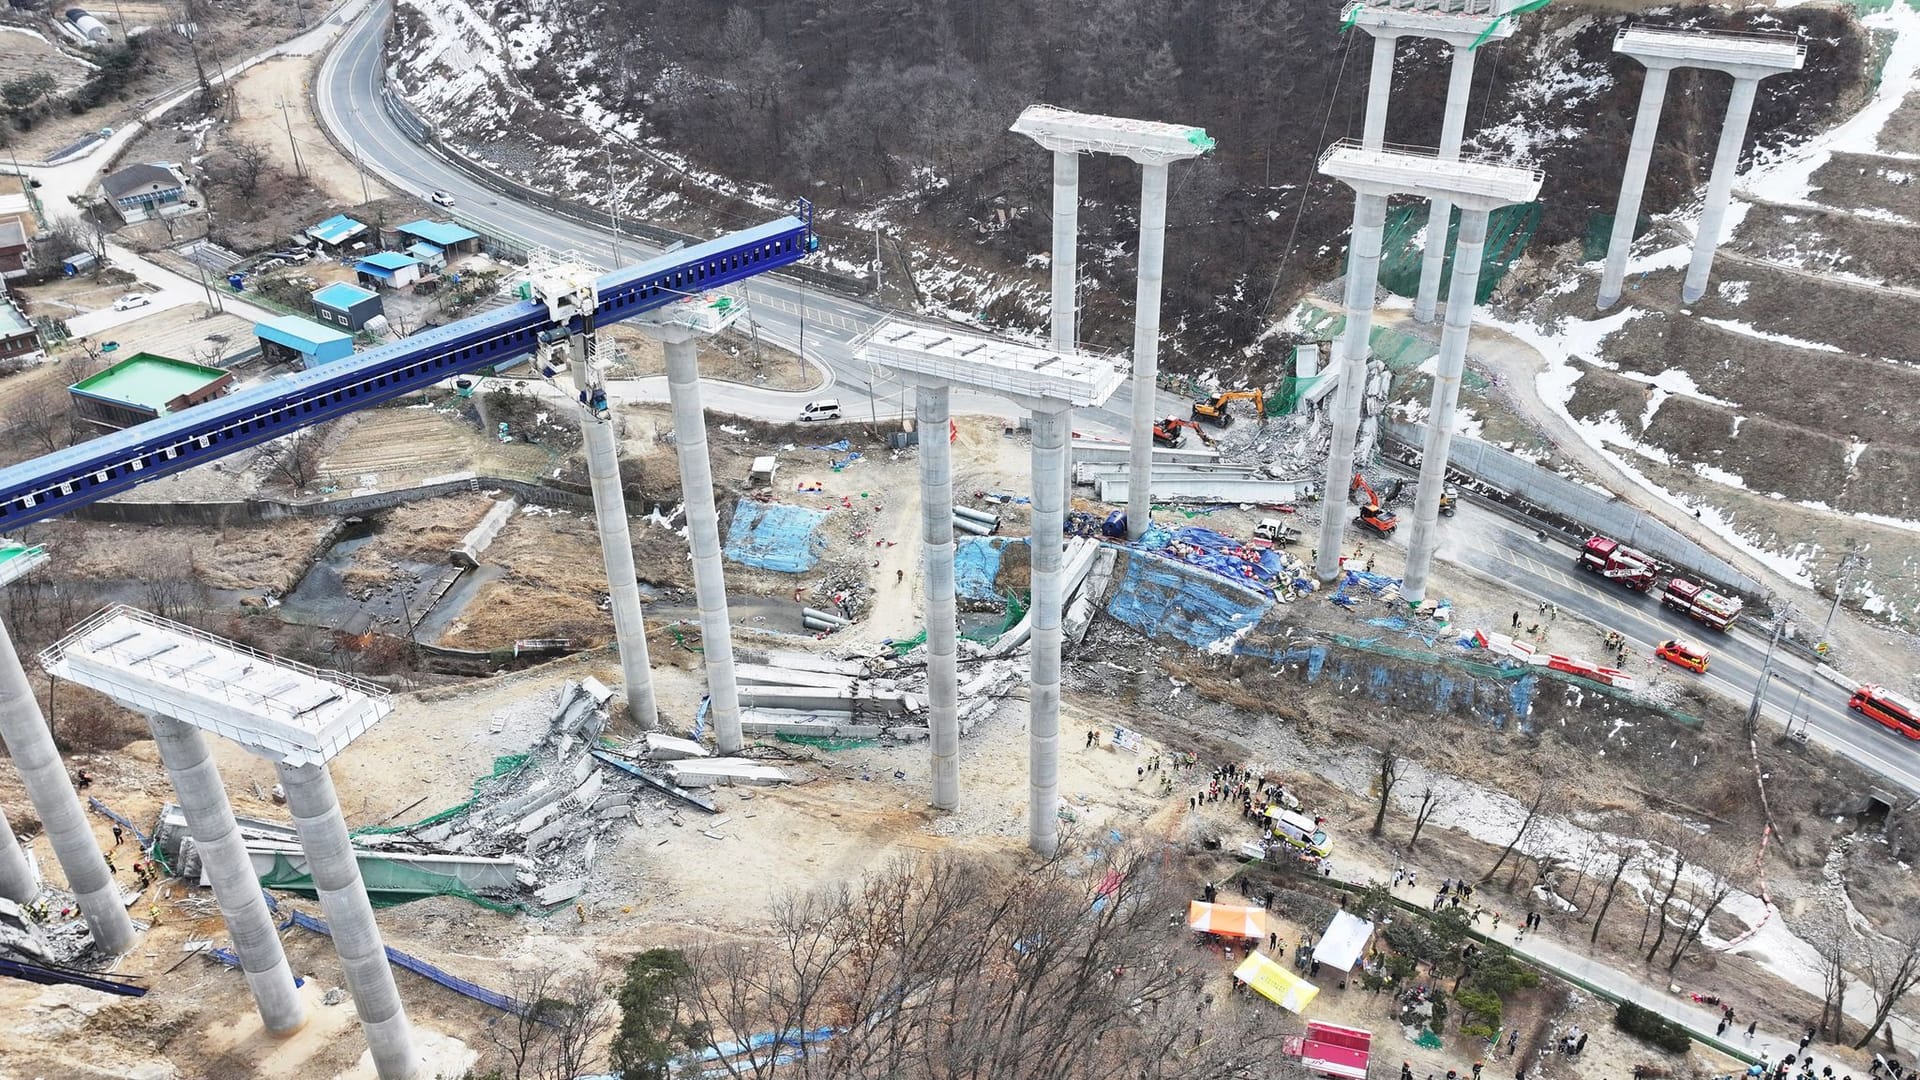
0,210 -> 814,531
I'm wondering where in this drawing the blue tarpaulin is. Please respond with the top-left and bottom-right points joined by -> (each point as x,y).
955,537 -> 1015,600
1134,526 -> 1308,599
1105,549 -> 1274,650
723,498 -> 831,572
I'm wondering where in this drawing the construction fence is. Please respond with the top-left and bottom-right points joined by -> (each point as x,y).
1373,201 -> 1543,306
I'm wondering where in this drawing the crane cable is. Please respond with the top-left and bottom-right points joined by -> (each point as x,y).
1257,27 -> 1358,324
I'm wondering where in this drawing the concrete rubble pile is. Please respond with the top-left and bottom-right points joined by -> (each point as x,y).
154,678 -> 663,911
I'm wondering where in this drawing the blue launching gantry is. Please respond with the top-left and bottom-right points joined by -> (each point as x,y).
0,204 -> 816,530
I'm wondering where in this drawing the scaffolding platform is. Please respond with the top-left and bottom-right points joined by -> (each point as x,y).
1341,1 -> 1513,42
40,605 -> 392,766
853,319 -> 1125,408
1616,25 -> 1806,72
1010,105 -> 1215,164
1318,139 -> 1544,208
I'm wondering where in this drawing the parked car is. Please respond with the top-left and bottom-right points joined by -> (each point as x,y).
430,190 -> 456,207
111,294 -> 152,311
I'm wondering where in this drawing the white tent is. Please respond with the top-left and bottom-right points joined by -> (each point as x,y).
1312,910 -> 1374,972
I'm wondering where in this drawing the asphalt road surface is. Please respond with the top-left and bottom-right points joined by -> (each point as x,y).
318,2 -> 1919,795
316,0 -> 1186,438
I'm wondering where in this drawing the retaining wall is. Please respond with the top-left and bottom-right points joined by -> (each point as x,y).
1231,638 -> 1537,731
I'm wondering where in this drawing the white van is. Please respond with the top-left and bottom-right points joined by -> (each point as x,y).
800,399 -> 842,422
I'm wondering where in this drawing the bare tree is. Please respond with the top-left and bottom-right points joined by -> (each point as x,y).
489,965 -> 617,1080
210,137 -> 271,198
8,387 -> 70,453
1483,770 -> 1556,885
1588,838 -> 1638,945
1407,783 -> 1445,849
266,420 -> 337,490
1805,900 -> 1859,1042
679,848 -> 1296,1080
1371,740 -> 1403,838
1641,823 -> 1703,963
1664,843 -> 1736,972
1854,916 -> 1920,1049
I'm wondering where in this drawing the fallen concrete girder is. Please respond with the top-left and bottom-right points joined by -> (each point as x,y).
735,685 -> 916,716
738,710 -> 884,739
737,650 -> 870,677
205,840 -> 519,896
732,664 -> 861,692
1064,547 -> 1119,645
589,750 -> 717,812
990,537 -> 1101,656
450,498 -> 518,569
641,733 -> 710,761
1092,474 -> 1313,505
1068,440 -> 1221,465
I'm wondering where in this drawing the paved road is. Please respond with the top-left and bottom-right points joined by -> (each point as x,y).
315,0 -> 1181,441
1404,499 -> 1920,794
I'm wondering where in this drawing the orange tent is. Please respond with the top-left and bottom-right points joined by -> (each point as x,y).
1187,901 -> 1267,938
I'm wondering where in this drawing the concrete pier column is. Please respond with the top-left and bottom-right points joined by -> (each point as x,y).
277,761 -> 417,1080
0,620 -> 133,953
1126,162 -> 1170,541
1414,44 -> 1479,323
149,714 -> 305,1036
1363,33 -> 1399,149
579,414 -> 657,726
662,336 -> 743,755
1598,65 -> 1672,310
1027,406 -> 1070,856
1402,208 -> 1493,606
1050,150 -> 1080,354
1684,75 -> 1759,304
917,385 -> 959,811
1315,192 -> 1390,585
0,805 -> 35,903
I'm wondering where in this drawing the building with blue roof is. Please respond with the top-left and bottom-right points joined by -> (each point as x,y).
305,213 -> 370,251
354,251 -> 422,290
311,281 -> 383,332
256,313 -> 354,369
405,242 -> 446,271
394,219 -> 481,254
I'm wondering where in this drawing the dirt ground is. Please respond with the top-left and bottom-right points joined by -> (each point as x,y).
318,402 -> 558,491
226,53 -> 392,207
30,516 -> 336,593
601,321 -> 819,392
5,0 -> 321,163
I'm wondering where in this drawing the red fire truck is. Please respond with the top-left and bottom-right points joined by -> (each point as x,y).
1576,536 -> 1656,591
1660,577 -> 1743,631
1849,684 -> 1920,740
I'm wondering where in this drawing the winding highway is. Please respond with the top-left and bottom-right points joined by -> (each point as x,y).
313,2 -> 1919,794
315,0 -> 1177,436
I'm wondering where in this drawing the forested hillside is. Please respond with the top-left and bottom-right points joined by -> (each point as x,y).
394,0 -> 1866,364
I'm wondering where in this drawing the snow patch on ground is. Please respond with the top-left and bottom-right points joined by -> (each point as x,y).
1741,3 -> 1920,203
1698,316 -> 1844,354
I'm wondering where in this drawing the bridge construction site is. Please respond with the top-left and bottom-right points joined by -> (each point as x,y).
0,0 -> 1916,1077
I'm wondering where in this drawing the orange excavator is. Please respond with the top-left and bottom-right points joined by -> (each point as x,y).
1152,416 -> 1216,448
1352,473 -> 1398,536
1191,388 -> 1266,427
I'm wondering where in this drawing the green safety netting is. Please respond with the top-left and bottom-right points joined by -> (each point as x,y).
1582,211 -> 1653,263
353,754 -> 531,836
775,733 -> 878,752
963,590 -> 1028,643
1372,201 -> 1542,308
1269,373 -> 1331,416
1283,302 -> 1490,395
888,630 -> 928,656
252,850 -> 544,914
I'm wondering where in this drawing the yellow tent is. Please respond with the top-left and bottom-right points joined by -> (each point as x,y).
1234,951 -> 1320,1013
1187,901 -> 1267,938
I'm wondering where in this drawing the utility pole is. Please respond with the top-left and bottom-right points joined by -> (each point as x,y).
1744,606 -> 1788,742
873,226 -> 882,298
1824,551 -> 1858,639
274,98 -> 305,179
350,136 -> 371,206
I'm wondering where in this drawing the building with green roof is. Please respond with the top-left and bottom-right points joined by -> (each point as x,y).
69,352 -> 235,430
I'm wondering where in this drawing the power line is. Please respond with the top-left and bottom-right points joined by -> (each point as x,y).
1258,30 -> 1356,324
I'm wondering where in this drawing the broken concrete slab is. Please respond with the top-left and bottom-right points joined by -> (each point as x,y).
570,771 -> 605,809
596,802 -> 632,819
590,791 -> 631,812
525,815 -> 573,850
665,757 -> 792,788
514,800 -> 566,836
643,733 -> 709,761
533,878 -> 587,907
591,750 -> 717,812
580,676 -> 614,706
733,663 -> 862,691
